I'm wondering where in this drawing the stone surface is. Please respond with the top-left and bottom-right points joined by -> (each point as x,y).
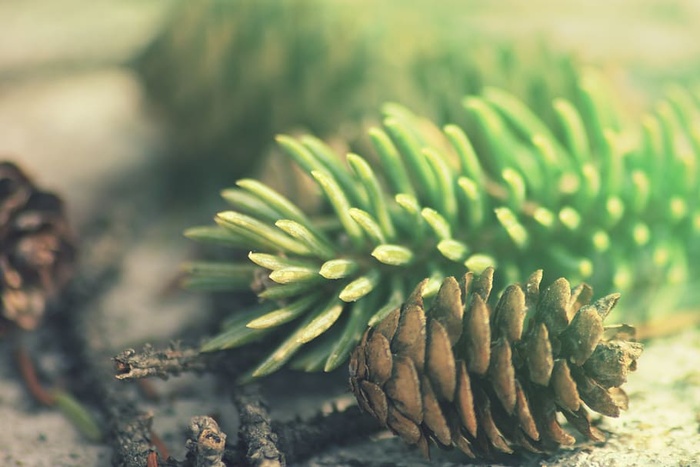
301,328 -> 700,466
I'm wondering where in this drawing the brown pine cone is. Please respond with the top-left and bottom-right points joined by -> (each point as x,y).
349,268 -> 642,459
0,162 -> 75,331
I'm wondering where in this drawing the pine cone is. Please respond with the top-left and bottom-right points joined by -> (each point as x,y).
349,268 -> 642,459
0,162 -> 75,331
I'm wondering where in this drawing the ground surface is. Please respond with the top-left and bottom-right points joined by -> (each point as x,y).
1,1 -> 700,466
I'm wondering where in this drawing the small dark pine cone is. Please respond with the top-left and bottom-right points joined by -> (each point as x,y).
0,162 -> 75,331
349,268 -> 643,459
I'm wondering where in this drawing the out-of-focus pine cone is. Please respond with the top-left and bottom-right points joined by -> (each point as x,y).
0,162 -> 75,331
349,267 -> 642,459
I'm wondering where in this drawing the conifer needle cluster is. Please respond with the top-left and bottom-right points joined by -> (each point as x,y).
185,70 -> 699,378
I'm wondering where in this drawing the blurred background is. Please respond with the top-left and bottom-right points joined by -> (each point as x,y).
1,1 -> 700,465
3,0 -> 700,221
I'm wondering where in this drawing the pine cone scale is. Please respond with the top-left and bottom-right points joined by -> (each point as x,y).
455,360 -> 478,437
471,267 -> 494,302
474,386 -> 513,454
365,331 -> 392,385
526,323 -> 554,386
582,340 -> 643,388
392,301 -> 427,369
560,304 -> 604,365
568,283 -> 593,317
571,369 -> 622,417
387,405 -> 422,444
488,338 -> 516,414
493,284 -> 526,342
374,307 -> 400,341
536,277 -> 571,335
350,267 -> 642,458
551,359 -> 580,412
360,380 -> 388,424
562,406 -> 605,442
425,319 -> 456,401
0,162 -> 75,331
513,381 -> 539,440
429,276 -> 463,344
385,355 -> 422,424
530,390 -> 575,447
463,293 -> 491,374
420,375 -> 452,446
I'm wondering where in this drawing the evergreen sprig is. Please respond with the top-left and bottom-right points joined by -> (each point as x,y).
137,0 -> 581,195
186,71 -> 700,378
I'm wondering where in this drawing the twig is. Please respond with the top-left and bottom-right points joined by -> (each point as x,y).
635,309 -> 700,340
111,335 -> 386,465
150,429 -> 170,460
113,343 -> 265,382
52,165 -> 387,466
14,344 -> 57,406
114,343 -> 207,380
68,280 -> 158,466
273,405 -> 384,464
138,379 -> 161,402
147,451 -> 159,467
57,202 -> 159,466
233,385 -> 285,467
186,416 -> 228,467
226,392 -> 386,466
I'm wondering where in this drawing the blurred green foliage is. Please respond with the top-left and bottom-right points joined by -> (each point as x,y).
139,0 -> 700,376
136,0 -> 583,199
185,74 -> 700,376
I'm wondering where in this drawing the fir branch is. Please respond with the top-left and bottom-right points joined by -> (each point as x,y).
187,70 -> 700,377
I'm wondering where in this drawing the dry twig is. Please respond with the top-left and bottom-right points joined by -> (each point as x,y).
273,405 -> 384,464
14,344 -> 57,406
114,343 -> 207,380
113,343 -> 265,382
58,200 -> 159,466
186,416 -> 228,467
233,386 -> 285,467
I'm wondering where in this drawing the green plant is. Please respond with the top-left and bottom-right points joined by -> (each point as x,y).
136,0 -> 582,198
136,0 -> 374,195
185,71 -> 700,378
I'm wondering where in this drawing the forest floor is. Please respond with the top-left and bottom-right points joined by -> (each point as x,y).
1,1 -> 700,466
